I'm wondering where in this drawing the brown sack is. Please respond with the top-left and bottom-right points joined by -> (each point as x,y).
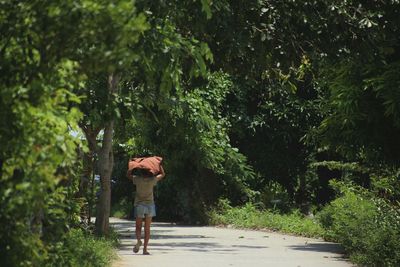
128,156 -> 163,176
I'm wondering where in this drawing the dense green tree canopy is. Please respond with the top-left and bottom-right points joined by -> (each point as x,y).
1,0 -> 400,265
0,0 -> 147,264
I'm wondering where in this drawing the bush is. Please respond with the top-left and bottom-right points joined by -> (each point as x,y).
111,198 -> 132,219
47,228 -> 117,267
208,199 -> 324,238
258,181 -> 292,212
318,189 -> 400,266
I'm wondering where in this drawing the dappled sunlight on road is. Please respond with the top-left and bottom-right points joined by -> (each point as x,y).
110,218 -> 354,267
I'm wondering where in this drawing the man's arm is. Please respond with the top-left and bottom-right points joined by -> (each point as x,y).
126,169 -> 133,181
155,165 -> 165,182
127,170 -> 137,184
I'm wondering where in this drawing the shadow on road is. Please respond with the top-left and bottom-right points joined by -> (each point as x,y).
287,242 -> 347,257
110,220 -> 267,255
111,218 -> 353,267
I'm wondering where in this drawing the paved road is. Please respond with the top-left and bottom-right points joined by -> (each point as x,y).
110,217 -> 354,267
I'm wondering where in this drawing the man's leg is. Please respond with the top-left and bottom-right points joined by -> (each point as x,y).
135,217 -> 143,241
134,217 -> 143,253
143,215 -> 152,254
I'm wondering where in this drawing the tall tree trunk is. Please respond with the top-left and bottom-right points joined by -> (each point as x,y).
88,163 -> 96,225
297,175 -> 308,214
95,73 -> 118,236
80,150 -> 93,223
79,124 -> 101,225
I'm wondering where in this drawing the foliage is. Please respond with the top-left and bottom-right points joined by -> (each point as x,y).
77,0 -> 215,232
317,60 -> 400,164
0,0 -> 147,264
110,198 -> 131,219
225,77 -> 323,203
46,228 -> 117,267
116,72 -> 255,223
195,0 -> 400,209
1,0 -> 400,265
318,182 -> 400,266
370,168 -> 400,203
208,199 -> 324,238
257,181 -> 292,212
183,0 -> 330,207
0,77 -> 82,266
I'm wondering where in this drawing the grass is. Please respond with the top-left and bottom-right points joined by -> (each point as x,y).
47,227 -> 118,267
208,200 -> 325,238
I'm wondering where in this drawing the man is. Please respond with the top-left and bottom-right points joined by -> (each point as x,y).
127,165 -> 165,255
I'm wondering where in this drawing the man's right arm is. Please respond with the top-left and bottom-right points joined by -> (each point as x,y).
127,170 -> 138,184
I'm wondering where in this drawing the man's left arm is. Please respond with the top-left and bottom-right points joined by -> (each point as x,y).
155,165 -> 165,182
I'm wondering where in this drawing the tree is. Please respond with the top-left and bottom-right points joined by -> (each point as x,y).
170,0 -> 326,207
76,0 -> 215,233
188,0 -> 400,208
0,0 -> 146,263
119,72 -> 255,222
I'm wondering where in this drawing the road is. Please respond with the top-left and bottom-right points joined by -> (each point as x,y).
110,217 -> 354,267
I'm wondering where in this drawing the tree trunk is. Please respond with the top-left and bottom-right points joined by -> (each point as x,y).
88,164 -> 96,225
79,124 -> 101,225
80,150 -> 93,223
297,175 -> 308,214
95,73 -> 118,236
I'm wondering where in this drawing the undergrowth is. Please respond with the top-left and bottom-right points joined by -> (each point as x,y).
208,199 -> 324,238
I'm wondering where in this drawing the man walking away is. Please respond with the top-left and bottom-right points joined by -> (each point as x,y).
127,165 -> 165,255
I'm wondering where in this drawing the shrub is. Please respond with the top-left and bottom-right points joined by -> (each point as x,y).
318,189 -> 400,266
258,181 -> 292,212
46,229 -> 117,267
111,198 -> 132,219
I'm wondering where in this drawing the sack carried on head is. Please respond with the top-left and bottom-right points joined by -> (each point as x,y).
128,156 -> 163,177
